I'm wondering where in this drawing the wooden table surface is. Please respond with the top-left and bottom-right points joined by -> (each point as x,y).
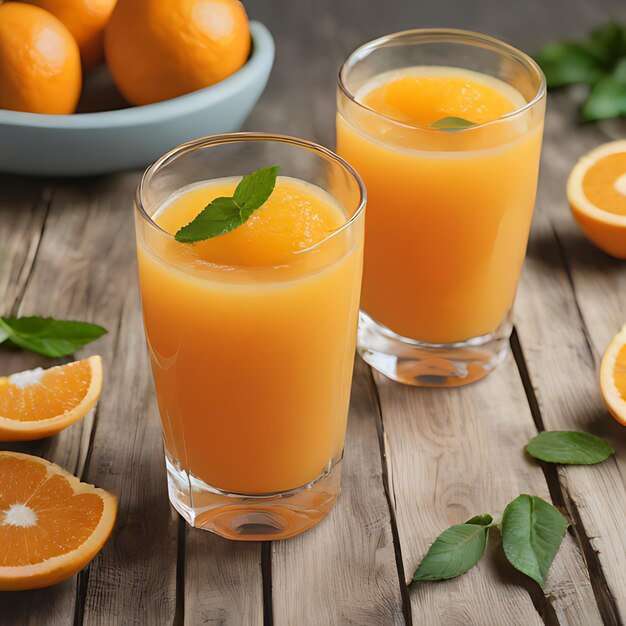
2,0 -> 626,624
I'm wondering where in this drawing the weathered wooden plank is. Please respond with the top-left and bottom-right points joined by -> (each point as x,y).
374,356 -> 602,626
271,360 -> 405,625
0,174 -> 179,625
185,528 -> 263,626
514,90 -> 626,624
0,176 -> 48,313
0,178 -> 78,625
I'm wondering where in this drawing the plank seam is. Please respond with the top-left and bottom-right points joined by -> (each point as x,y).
174,516 -> 186,626
10,186 -> 53,316
366,364 -> 413,626
73,559 -> 89,626
549,221 -> 597,368
262,542 -> 274,626
511,328 -> 620,626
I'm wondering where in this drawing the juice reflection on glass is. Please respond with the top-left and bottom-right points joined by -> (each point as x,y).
337,30 -> 546,386
135,134 -> 365,540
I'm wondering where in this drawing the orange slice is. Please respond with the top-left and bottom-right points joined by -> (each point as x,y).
567,140 -> 626,258
600,325 -> 626,426
0,451 -> 116,590
0,356 -> 102,441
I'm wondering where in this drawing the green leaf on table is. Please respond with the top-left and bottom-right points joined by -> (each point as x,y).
501,495 -> 568,586
465,514 -> 494,526
587,22 -> 626,65
535,42 -> 605,88
0,317 -> 107,358
175,166 -> 279,243
413,523 -> 489,581
582,60 -> 626,121
526,431 -> 614,465
430,117 -> 477,131
535,22 -> 626,122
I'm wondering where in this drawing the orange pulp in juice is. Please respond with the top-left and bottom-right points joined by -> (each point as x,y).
337,67 -> 544,343
137,177 -> 363,494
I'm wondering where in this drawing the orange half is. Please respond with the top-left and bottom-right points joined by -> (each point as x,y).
600,325 -> 626,426
0,356 -> 103,441
0,451 -> 116,590
567,140 -> 626,258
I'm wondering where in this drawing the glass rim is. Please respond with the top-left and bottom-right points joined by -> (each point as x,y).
338,28 -> 547,133
136,131 -> 367,262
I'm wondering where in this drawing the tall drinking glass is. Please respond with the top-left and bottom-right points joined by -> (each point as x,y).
337,29 -> 546,386
135,134 -> 365,540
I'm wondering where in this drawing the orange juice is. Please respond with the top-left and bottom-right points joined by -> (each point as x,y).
137,176 -> 363,496
337,66 -> 544,344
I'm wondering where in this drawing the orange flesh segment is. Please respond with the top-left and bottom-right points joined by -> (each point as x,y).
582,152 -> 626,216
362,73 -> 517,127
0,456 -> 103,567
615,343 -> 626,402
155,178 -> 346,267
0,359 -> 92,422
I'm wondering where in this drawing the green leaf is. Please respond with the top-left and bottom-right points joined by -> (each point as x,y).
233,165 -> 279,216
0,317 -> 107,358
588,22 -> 626,65
413,523 -> 489,581
430,116 -> 477,131
535,42 -> 604,87
175,166 -> 279,243
582,71 -> 626,121
465,514 -> 494,526
526,431 -> 614,465
501,495 -> 568,586
174,197 -> 243,243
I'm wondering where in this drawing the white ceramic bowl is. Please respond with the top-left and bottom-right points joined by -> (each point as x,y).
0,21 -> 274,176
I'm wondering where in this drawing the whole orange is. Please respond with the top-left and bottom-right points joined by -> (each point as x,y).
104,0 -> 251,106
0,3 -> 81,114
21,0 -> 117,70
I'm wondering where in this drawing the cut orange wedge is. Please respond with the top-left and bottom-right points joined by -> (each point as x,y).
600,325 -> 626,426
0,451 -> 116,590
0,356 -> 102,441
567,140 -> 626,258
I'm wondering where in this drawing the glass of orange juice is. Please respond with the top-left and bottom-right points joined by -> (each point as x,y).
337,29 -> 546,386
135,133 -> 365,540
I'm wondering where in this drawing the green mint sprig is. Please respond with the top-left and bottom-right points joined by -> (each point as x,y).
526,431 -> 614,465
0,316 -> 107,358
175,166 -> 279,243
430,116 -> 477,131
535,22 -> 626,121
412,496 -> 567,586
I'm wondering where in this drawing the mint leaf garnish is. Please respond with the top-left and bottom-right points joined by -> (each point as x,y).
526,431 -> 614,465
465,514 -> 493,526
501,495 -> 568,587
175,166 -> 279,243
0,317 -> 107,358
413,523 -> 490,581
430,116 -> 477,131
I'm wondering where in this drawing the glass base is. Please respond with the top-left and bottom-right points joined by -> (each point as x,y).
357,311 -> 511,387
166,452 -> 341,540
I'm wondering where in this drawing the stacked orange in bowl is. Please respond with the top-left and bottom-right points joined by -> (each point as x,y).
0,0 -> 274,175
0,0 -> 251,114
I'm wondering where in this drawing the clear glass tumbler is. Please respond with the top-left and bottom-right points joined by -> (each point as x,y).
337,29 -> 546,386
135,133 -> 365,540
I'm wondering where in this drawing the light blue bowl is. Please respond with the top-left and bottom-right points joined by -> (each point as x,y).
0,21 -> 274,176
